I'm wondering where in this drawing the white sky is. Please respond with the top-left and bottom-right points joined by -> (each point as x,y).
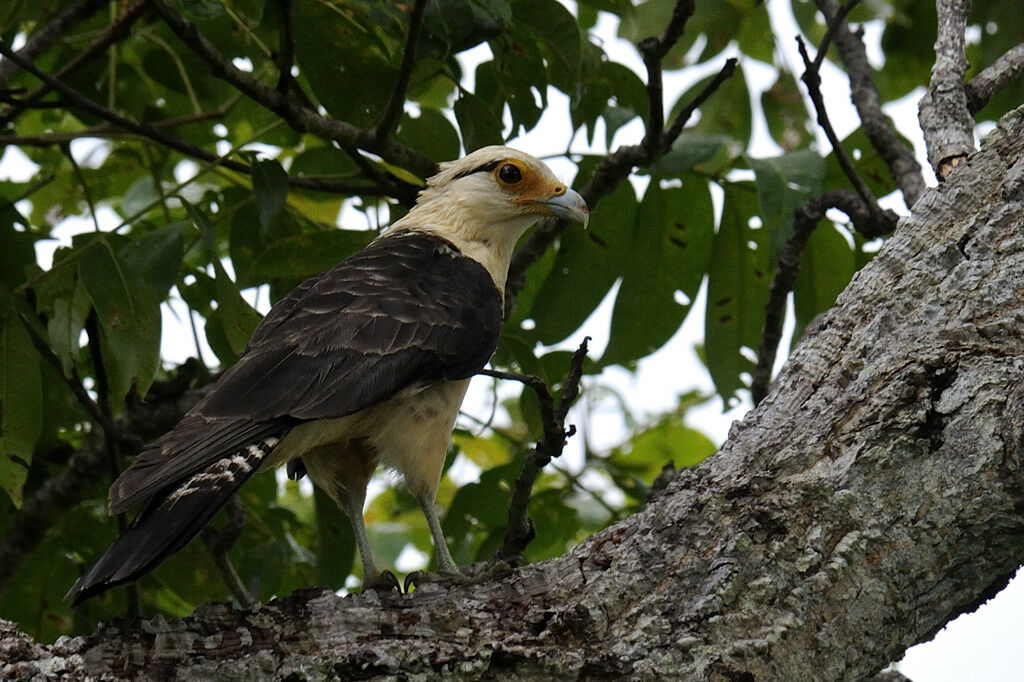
1,0 -> 1020,677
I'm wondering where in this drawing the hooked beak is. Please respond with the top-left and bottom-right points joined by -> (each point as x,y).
540,188 -> 589,228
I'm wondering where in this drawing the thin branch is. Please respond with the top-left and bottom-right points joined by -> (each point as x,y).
965,41 -> 1024,115
16,312 -> 139,449
751,189 -> 895,405
0,0 -> 147,127
61,144 -> 100,232
507,59 -> 737,305
274,0 -> 296,94
484,338 -> 589,564
202,495 -> 254,607
918,0 -> 975,180
0,42 -> 397,197
147,0 -> 437,180
638,0 -> 696,155
664,57 -> 738,145
814,0 -> 925,206
0,0 -> 108,90
375,0 -> 429,145
796,34 -> 895,231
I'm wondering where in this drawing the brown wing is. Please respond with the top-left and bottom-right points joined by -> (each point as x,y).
67,230 -> 502,604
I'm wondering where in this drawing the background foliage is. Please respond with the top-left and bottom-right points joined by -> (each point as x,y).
0,0 -> 1018,642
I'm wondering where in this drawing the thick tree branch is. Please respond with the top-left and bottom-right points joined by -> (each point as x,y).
480,338 -> 589,562
965,41 -> 1024,115
375,0 -> 429,145
814,0 -> 926,206
0,0 -> 146,127
7,106 -> 1024,679
0,0 -> 108,90
147,0 -> 437,180
918,0 -> 975,180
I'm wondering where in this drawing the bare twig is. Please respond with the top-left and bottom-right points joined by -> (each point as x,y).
814,0 -> 925,206
0,0 -> 108,89
148,0 -> 437,180
375,0 -> 430,145
918,0 -> 975,180
965,41 -> 1024,115
202,495 -> 254,606
638,0 -> 696,154
751,189 -> 895,404
796,33 -> 895,231
484,338 -> 589,564
0,0 -> 147,127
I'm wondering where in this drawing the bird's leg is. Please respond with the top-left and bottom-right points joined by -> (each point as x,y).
337,490 -> 400,592
418,491 -> 462,576
403,494 -> 513,592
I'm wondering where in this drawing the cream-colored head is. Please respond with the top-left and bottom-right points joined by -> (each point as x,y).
390,146 -> 589,292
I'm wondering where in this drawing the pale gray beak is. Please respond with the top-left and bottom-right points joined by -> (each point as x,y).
542,188 -> 589,228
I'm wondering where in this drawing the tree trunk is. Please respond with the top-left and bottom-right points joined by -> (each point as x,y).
5,106 -> 1024,681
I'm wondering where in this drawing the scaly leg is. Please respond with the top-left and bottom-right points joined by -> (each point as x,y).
417,492 -> 462,576
337,490 -> 400,592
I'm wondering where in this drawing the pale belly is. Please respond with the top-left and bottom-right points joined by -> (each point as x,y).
267,378 -> 471,499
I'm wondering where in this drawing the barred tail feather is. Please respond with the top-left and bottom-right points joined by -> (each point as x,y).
66,436 -> 280,605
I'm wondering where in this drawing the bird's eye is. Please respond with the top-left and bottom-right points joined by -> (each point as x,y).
498,163 -> 522,184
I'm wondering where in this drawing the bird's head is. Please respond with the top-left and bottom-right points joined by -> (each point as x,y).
400,146 -> 588,234
392,146 -> 589,290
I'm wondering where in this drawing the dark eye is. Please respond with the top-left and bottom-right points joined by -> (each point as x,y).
498,164 -> 522,184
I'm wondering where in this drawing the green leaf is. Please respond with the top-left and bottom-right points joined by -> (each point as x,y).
252,158 -> 289,230
671,65 -> 753,151
247,230 -> 375,282
823,127 -> 905,199
454,92 -> 504,151
527,182 -> 636,345
118,222 -> 186,299
512,0 -> 583,95
602,176 -> 714,367
793,223 -> 856,343
46,282 -> 91,376
78,238 -> 162,402
314,486 -> 356,590
704,182 -> 771,401
760,69 -> 813,152
646,132 -> 735,178
0,286 -> 41,506
748,150 -> 826,259
396,108 -> 461,163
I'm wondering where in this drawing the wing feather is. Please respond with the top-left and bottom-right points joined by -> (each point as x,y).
109,231 -> 502,512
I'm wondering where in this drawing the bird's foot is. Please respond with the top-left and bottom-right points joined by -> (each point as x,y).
403,560 -> 514,593
362,570 -> 401,593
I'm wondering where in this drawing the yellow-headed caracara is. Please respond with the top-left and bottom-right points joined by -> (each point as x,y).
67,146 -> 589,603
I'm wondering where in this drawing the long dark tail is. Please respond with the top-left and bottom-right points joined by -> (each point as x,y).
66,436 -> 280,605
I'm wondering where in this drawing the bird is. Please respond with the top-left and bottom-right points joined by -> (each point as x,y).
66,145 -> 589,604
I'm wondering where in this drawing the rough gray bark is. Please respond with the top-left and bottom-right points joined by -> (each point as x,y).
4,106 -> 1024,681
918,0 -> 976,179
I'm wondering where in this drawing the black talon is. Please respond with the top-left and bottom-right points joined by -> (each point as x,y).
363,570 -> 401,593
